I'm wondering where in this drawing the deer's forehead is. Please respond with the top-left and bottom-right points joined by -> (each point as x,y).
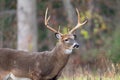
61,34 -> 74,39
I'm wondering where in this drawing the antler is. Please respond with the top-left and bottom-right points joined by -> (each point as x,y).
69,8 -> 88,34
45,8 -> 62,35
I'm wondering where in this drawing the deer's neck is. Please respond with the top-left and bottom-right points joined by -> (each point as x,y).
52,42 -> 72,55
52,43 -> 70,55
44,43 -> 70,79
51,43 -> 70,64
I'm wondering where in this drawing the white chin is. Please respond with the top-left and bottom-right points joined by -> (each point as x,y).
64,49 -> 72,54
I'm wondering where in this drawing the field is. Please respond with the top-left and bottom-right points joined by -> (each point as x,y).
59,74 -> 120,80
59,63 -> 120,80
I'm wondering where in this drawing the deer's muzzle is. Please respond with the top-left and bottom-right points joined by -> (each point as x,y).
73,43 -> 79,48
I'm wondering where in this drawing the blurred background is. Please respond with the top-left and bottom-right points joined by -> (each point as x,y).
0,0 -> 120,79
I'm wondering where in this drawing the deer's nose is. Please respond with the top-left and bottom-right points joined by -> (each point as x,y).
73,44 -> 79,48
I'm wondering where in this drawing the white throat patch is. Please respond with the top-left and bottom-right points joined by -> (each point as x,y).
64,49 -> 72,54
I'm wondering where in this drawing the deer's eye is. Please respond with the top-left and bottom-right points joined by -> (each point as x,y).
65,39 -> 69,41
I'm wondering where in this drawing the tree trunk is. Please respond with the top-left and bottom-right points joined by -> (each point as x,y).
62,0 -> 77,26
17,0 -> 37,51
0,0 -> 5,48
0,25 -> 3,48
88,0 -> 94,33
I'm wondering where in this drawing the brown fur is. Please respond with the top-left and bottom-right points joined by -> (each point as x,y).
0,33 -> 79,80
0,42 -> 70,80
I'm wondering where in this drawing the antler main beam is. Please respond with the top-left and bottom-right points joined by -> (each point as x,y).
69,8 -> 88,34
45,8 -> 62,35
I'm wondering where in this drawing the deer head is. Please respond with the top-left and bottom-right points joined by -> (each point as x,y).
45,8 -> 88,54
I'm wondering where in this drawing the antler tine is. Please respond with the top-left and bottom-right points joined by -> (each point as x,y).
58,25 -> 61,33
69,8 -> 88,34
45,8 -> 62,35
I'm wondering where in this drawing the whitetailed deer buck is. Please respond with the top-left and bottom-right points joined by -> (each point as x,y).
0,8 -> 87,80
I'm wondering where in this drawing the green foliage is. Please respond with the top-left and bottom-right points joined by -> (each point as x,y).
40,45 -> 48,51
109,27 -> 120,63
52,1 -> 62,8
5,0 -> 16,9
100,3 -> 116,16
37,1 -> 46,10
62,27 -> 68,34
80,29 -> 90,39
38,27 -> 47,41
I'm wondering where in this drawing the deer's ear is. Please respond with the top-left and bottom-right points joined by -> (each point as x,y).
55,33 -> 61,39
73,34 -> 77,39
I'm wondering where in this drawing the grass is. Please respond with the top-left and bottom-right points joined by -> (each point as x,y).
59,74 -> 120,80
